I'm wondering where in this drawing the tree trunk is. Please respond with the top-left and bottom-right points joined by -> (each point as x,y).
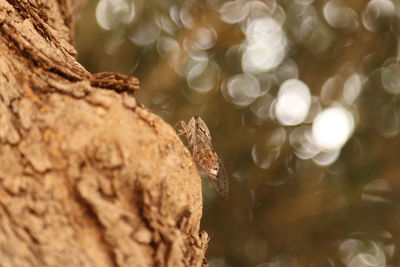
0,1 -> 208,266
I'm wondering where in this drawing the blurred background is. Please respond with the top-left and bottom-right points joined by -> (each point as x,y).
76,0 -> 400,266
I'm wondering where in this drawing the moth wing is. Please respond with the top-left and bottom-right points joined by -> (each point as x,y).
209,157 -> 229,199
175,120 -> 187,136
196,117 -> 211,137
194,116 -> 214,147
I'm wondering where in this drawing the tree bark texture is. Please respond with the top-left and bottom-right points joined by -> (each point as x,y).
0,1 -> 208,266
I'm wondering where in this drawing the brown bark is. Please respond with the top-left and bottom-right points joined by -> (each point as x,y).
0,1 -> 208,266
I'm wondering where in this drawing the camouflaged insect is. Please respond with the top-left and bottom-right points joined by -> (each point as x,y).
176,115 -> 229,199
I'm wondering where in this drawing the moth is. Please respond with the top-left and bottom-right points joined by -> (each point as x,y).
176,115 -> 229,199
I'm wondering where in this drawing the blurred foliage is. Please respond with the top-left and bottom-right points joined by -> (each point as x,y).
76,0 -> 400,266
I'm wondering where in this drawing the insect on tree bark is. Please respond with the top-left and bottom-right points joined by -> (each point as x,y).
176,115 -> 229,199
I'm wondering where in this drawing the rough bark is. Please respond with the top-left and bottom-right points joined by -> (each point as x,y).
0,1 -> 208,266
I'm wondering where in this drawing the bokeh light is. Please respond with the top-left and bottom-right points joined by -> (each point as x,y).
362,0 -> 395,32
275,79 -> 311,126
381,61 -> 400,94
312,106 -> 354,151
76,0 -> 400,265
96,0 -> 136,30
242,16 -> 287,73
323,0 -> 358,31
223,73 -> 261,107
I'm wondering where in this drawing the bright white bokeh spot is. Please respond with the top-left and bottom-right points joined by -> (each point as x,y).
129,22 -> 160,46
187,61 -> 220,93
323,0 -> 358,30
242,17 -> 287,73
362,0 -> 395,32
248,0 -> 277,15
96,0 -> 136,30
191,27 -> 217,50
219,0 -> 250,24
312,106 -> 354,150
275,79 -> 311,126
225,73 -> 261,107
156,36 -> 180,56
